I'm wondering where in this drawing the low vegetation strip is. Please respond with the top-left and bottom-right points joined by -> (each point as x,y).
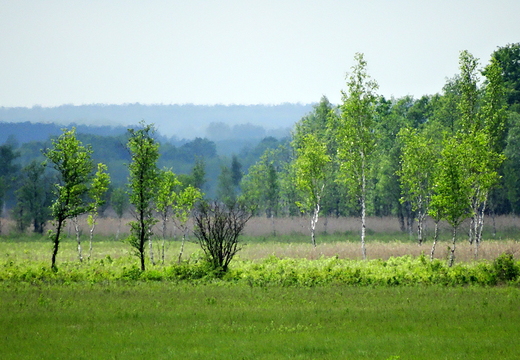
2,253 -> 519,287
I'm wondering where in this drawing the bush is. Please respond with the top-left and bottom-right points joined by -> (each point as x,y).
193,201 -> 252,273
493,252 -> 520,283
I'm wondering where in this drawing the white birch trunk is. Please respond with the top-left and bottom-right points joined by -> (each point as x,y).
178,228 -> 188,263
72,216 -> 83,262
88,219 -> 96,262
361,156 -> 367,261
310,202 -> 320,248
148,231 -> 155,266
430,221 -> 439,261
449,227 -> 457,267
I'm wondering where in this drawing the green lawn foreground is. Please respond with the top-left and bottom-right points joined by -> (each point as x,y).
1,283 -> 519,360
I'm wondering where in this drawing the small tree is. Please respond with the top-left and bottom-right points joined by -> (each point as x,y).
333,53 -> 378,260
397,127 -> 438,245
127,123 -> 159,271
293,133 -> 331,247
193,201 -> 251,273
43,128 -> 94,270
430,135 -> 473,266
156,169 -> 181,240
87,163 -> 111,261
172,185 -> 202,263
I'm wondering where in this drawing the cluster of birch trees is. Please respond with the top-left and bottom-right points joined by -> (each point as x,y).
241,48 -> 515,264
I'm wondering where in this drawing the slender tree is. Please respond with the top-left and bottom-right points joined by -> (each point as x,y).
397,127 -> 438,245
293,133 -> 331,247
43,128 -> 94,270
127,123 -> 159,271
333,53 -> 378,259
155,168 -> 181,262
172,185 -> 202,263
430,136 -> 473,266
87,163 -> 111,261
457,51 -> 506,252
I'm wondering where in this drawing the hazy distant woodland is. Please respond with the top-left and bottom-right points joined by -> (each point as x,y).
0,103 -> 313,142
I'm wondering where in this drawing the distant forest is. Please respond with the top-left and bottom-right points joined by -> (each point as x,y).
0,103 -> 313,141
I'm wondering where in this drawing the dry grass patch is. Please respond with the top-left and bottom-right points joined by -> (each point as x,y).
238,240 -> 520,263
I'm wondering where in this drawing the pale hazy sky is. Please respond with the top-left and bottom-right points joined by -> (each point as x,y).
1,0 -> 519,107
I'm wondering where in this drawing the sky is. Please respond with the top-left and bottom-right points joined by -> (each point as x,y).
1,0 -> 519,108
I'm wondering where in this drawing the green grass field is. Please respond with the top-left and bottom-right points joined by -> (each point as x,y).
1,230 -> 519,359
1,283 -> 519,359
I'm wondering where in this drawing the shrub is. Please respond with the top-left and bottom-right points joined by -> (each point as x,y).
493,252 -> 520,283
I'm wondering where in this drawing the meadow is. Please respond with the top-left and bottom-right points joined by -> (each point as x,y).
1,215 -> 520,359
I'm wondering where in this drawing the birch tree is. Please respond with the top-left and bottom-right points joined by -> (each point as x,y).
172,185 -> 202,263
43,128 -> 94,270
127,123 -> 159,271
333,53 -> 378,259
156,169 -> 181,241
87,163 -> 110,261
430,136 -> 473,266
293,133 -> 331,247
458,51 -> 506,252
397,127 -> 438,245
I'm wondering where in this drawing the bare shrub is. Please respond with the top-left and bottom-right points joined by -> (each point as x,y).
193,201 -> 252,272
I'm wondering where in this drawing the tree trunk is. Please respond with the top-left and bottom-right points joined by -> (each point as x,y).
72,216 -> 83,262
430,221 -> 439,261
361,162 -> 367,260
178,232 -> 186,264
51,219 -> 64,270
469,216 -> 475,245
161,238 -> 165,264
476,200 -> 486,249
88,219 -> 96,262
417,210 -> 426,246
116,217 -> 122,241
449,226 -> 457,267
162,212 -> 168,240
310,203 -> 320,248
148,236 -> 155,266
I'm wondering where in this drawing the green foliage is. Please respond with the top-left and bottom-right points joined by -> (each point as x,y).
430,135 -> 473,229
1,241 -> 518,286
293,133 -> 330,213
0,143 -> 21,232
334,53 -> 378,197
110,186 -> 129,219
216,165 -> 236,207
13,161 -> 52,234
126,122 -> 160,271
493,252 -> 520,283
240,148 -> 281,217
490,42 -> 520,109
43,128 -> 96,269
